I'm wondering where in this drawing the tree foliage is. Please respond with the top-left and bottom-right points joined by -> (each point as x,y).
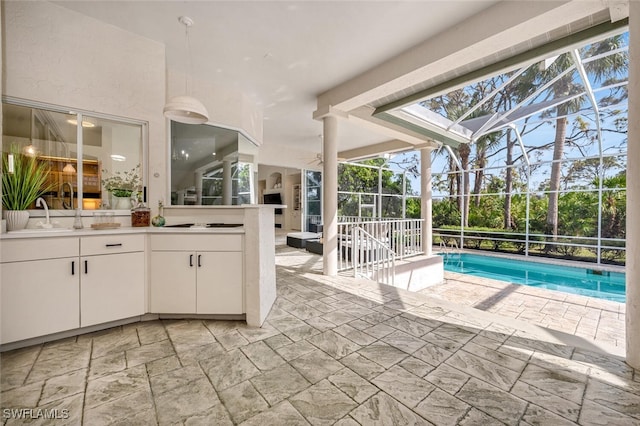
329,35 -> 628,263
337,159 -> 413,217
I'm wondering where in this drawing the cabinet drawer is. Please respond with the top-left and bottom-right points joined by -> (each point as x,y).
81,234 -> 145,256
1,238 -> 79,263
151,234 -> 242,252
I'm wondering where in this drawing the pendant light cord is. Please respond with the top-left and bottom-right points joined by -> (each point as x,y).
184,20 -> 191,95
163,16 -> 209,124
178,15 -> 195,96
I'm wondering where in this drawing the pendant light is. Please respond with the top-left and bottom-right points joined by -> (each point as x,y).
163,16 -> 209,124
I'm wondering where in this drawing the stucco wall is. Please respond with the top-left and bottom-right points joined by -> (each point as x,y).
166,69 -> 263,146
2,0 -> 167,209
2,1 -> 263,212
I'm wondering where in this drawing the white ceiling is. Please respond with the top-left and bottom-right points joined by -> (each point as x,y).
53,1 -> 498,156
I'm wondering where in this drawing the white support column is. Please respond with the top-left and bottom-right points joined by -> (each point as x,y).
323,115 -> 339,276
420,148 -> 433,256
627,0 -> 640,369
222,160 -> 232,205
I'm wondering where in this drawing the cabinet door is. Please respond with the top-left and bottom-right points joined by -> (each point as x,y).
80,252 -> 145,327
1,258 -> 79,344
196,251 -> 243,314
150,251 -> 196,313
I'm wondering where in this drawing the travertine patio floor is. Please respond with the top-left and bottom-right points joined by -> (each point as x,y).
423,270 -> 625,352
0,240 -> 637,425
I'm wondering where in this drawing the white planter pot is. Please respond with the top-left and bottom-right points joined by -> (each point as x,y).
114,196 -> 132,210
4,210 -> 29,231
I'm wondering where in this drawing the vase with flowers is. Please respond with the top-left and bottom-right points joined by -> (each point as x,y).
101,165 -> 141,210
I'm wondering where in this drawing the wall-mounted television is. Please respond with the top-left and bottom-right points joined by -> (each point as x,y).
263,192 -> 283,215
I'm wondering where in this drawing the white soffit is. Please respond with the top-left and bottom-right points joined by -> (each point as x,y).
366,11 -> 630,147
368,8 -> 613,111
316,0 -> 612,115
376,20 -> 629,148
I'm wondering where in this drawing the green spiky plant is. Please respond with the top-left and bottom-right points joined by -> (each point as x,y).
2,146 -> 56,210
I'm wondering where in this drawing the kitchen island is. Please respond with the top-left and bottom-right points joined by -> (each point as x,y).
0,205 -> 279,351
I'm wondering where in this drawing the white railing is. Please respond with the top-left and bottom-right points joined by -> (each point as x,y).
337,216 -> 387,223
351,226 -> 396,286
439,239 -> 459,253
307,215 -> 385,230
337,218 -> 424,272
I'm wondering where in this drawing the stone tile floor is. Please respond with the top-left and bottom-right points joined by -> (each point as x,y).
1,242 -> 638,425
423,269 -> 626,352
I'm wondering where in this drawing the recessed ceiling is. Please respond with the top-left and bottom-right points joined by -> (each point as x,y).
53,1 -> 499,158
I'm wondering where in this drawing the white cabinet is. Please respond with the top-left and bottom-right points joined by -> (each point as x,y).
80,251 -> 145,326
196,251 -> 243,314
1,258 -> 80,344
79,234 -> 145,327
150,234 -> 244,315
1,238 -> 80,344
0,234 -> 145,344
150,251 -> 196,313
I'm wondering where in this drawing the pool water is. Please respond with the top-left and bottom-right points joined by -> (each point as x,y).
440,253 -> 625,303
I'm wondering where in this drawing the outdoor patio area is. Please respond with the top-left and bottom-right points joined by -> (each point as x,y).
2,236 -> 637,425
423,270 -> 626,353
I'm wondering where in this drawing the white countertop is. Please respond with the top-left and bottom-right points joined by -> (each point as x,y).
1,226 -> 245,239
164,204 -> 286,209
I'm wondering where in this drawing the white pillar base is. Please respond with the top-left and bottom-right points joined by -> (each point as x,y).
390,255 -> 444,291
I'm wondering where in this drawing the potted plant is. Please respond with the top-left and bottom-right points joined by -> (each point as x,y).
101,165 -> 141,209
2,147 -> 55,231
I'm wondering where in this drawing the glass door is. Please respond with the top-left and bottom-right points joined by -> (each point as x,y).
304,170 -> 322,232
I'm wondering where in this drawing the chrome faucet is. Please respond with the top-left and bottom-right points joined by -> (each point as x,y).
61,182 -> 74,209
35,197 -> 52,228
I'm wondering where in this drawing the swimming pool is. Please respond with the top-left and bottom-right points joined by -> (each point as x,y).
440,253 -> 625,303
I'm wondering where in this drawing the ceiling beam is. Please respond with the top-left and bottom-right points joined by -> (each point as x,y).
347,106 -> 440,148
315,0 -> 609,114
375,18 -> 627,115
338,139 -> 416,161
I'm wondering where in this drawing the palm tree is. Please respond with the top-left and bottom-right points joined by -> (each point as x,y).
472,132 -> 502,207
542,35 -> 627,241
457,142 -> 471,227
426,90 -> 473,224
503,131 -> 517,229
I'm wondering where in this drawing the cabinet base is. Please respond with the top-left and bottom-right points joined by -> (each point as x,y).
0,313 -> 248,352
0,315 -> 144,352
157,313 -> 246,321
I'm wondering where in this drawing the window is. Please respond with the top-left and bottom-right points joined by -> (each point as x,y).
2,100 -> 145,212
170,122 -> 257,205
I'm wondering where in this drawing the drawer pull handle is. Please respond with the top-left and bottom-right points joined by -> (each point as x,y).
106,243 -> 123,247
189,254 -> 194,267
84,260 -> 88,274
71,261 -> 75,275
198,254 -> 202,268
